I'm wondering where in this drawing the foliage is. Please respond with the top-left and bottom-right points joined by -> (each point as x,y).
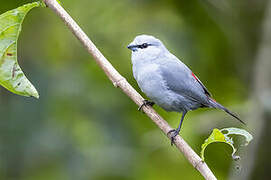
201,128 -> 253,161
0,0 -> 265,179
0,2 -> 43,98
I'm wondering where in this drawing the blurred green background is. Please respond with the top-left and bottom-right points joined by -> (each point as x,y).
0,0 -> 270,179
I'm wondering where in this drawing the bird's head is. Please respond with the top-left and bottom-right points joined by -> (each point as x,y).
127,35 -> 167,60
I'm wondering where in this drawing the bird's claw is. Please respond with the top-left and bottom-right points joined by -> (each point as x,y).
167,129 -> 180,146
138,99 -> 155,111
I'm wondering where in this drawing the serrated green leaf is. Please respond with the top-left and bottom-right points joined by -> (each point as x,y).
201,128 -> 253,161
221,127 -> 253,146
0,2 -> 44,98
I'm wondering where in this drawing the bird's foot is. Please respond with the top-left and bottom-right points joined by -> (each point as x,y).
167,129 -> 180,146
138,99 -> 155,111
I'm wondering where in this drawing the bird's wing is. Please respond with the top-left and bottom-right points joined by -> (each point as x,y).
159,59 -> 210,104
191,72 -> 211,97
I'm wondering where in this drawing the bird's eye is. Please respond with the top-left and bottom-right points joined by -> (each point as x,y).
141,43 -> 148,48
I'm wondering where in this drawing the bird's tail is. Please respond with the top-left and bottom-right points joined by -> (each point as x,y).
208,98 -> 245,125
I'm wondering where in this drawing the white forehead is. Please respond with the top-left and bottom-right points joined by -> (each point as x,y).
132,35 -> 162,45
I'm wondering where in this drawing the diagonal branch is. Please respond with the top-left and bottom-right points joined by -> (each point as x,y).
42,0 -> 217,179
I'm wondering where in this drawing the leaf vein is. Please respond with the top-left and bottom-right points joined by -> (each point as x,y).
0,23 -> 20,36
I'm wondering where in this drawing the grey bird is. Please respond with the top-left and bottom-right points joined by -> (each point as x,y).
127,35 -> 245,145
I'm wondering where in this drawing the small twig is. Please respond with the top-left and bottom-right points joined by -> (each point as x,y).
42,0 -> 217,179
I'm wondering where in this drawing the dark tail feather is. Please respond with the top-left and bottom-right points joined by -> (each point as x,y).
208,98 -> 245,125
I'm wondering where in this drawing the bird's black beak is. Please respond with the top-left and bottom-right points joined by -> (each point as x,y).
127,44 -> 138,52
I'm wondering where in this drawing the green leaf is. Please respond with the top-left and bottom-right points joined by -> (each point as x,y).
220,127 -> 253,146
0,2 -> 44,98
201,128 -> 253,161
38,1 -> 47,8
56,0 -> 62,5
